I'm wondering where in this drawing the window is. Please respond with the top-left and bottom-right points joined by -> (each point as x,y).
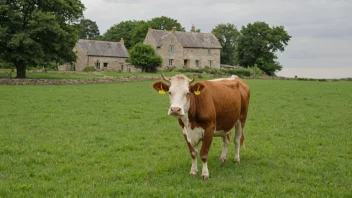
184,59 -> 189,67
169,59 -> 174,66
169,45 -> 175,53
103,62 -> 108,68
208,60 -> 212,67
195,60 -> 200,67
208,49 -> 211,55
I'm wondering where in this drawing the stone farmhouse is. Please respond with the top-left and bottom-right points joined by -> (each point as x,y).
144,26 -> 222,69
59,39 -> 139,72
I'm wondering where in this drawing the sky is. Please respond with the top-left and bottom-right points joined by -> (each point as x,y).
81,0 -> 352,78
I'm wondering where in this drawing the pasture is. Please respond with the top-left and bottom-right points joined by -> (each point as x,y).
0,79 -> 351,197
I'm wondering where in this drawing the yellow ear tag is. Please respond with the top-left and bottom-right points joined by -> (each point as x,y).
194,86 -> 201,95
158,85 -> 165,94
158,89 -> 165,94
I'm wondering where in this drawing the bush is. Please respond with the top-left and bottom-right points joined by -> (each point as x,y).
161,66 -> 263,78
0,61 -> 14,69
83,66 -> 96,72
248,65 -> 263,78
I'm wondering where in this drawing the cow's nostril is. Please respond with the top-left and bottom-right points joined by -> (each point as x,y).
171,107 -> 181,112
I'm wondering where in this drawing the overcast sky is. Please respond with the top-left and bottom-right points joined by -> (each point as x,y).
81,0 -> 352,78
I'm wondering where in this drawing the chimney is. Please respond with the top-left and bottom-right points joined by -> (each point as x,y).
172,26 -> 176,32
191,24 -> 195,32
120,38 -> 124,45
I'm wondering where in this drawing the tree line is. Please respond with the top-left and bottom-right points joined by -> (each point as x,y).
0,0 -> 290,78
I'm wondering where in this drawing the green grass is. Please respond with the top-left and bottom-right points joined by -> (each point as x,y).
0,80 -> 351,197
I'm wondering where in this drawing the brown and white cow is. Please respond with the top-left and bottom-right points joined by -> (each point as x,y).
152,74 -> 250,180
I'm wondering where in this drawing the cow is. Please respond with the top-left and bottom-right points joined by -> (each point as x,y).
152,74 -> 250,180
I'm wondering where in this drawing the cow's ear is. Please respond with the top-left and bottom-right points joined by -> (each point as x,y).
190,82 -> 205,96
152,81 -> 169,94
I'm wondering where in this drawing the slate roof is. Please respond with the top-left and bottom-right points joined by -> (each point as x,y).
150,29 -> 222,49
77,39 -> 129,58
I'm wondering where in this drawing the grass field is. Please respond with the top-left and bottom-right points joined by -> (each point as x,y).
0,79 -> 351,197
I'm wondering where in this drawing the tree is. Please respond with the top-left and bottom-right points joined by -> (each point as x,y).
128,43 -> 162,72
130,21 -> 149,47
102,20 -> 144,49
0,0 -> 84,78
148,16 -> 185,31
237,22 -> 291,76
104,16 -> 186,48
80,19 -> 100,39
212,23 -> 240,66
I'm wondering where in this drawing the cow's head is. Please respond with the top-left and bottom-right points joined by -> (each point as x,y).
153,74 -> 205,117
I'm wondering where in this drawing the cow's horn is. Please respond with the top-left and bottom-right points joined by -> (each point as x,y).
189,73 -> 195,83
160,73 -> 170,82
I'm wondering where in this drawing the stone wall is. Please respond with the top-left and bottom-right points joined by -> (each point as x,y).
0,76 -> 161,85
144,31 -> 158,50
183,48 -> 221,69
87,56 -> 129,72
155,34 -> 184,68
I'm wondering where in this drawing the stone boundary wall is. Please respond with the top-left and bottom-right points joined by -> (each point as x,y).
0,76 -> 162,85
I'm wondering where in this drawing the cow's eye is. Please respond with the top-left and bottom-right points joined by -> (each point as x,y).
169,92 -> 172,95
186,92 -> 190,96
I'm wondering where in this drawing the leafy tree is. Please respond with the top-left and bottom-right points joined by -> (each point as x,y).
128,43 -> 162,72
237,22 -> 291,76
212,23 -> 240,66
80,19 -> 100,39
148,16 -> 185,31
130,21 -> 149,47
102,20 -> 143,49
0,0 -> 84,78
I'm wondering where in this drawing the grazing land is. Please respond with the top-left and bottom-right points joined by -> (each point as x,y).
0,79 -> 351,197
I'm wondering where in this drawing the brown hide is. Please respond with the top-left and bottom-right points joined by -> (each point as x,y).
179,78 -> 249,134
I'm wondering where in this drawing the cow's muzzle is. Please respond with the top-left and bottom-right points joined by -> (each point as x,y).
169,107 -> 183,116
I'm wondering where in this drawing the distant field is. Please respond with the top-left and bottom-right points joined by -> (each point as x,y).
0,79 -> 351,197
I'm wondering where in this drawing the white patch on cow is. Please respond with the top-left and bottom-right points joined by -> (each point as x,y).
208,75 -> 238,82
213,130 -> 230,137
202,161 -> 209,178
220,135 -> 229,162
234,120 -> 242,163
181,116 -> 204,147
190,147 -> 198,175
168,75 -> 191,116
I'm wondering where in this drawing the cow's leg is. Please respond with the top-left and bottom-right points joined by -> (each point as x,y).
183,134 -> 198,176
219,133 -> 230,163
234,120 -> 242,163
200,126 -> 214,180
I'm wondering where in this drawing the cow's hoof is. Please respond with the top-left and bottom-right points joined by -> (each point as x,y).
202,175 -> 209,180
219,157 -> 226,163
189,172 -> 197,177
234,158 -> 240,163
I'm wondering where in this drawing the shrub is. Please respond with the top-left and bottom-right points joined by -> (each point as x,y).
83,66 -> 96,72
248,65 -> 263,78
